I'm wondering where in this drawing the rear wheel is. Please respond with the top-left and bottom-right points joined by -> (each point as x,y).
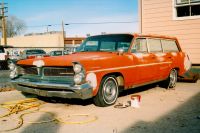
162,69 -> 177,89
93,75 -> 119,107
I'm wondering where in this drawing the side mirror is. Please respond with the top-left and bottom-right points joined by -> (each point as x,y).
117,48 -> 124,55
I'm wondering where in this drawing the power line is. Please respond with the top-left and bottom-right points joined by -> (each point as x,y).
27,21 -> 138,28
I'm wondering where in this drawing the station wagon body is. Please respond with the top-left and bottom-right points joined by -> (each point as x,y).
10,33 -> 191,106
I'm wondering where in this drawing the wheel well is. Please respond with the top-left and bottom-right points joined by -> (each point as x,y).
174,67 -> 180,76
102,72 -> 125,88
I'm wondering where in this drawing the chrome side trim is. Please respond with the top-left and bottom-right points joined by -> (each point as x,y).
125,78 -> 166,90
88,62 -> 172,73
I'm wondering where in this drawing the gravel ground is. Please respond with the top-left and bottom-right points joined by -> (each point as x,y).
0,81 -> 199,133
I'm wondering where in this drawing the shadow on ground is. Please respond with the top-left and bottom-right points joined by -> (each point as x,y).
21,83 -> 159,107
20,112 -> 60,133
121,92 -> 200,133
32,83 -> 159,107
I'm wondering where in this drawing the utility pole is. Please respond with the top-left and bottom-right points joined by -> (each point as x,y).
62,20 -> 65,46
46,25 -> 51,32
0,1 -> 8,46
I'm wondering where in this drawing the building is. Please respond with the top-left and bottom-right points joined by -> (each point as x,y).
2,32 -> 64,48
64,37 -> 85,47
1,32 -> 85,48
139,0 -> 200,64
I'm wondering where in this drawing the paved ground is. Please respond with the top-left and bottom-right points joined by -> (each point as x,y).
0,80 -> 199,133
0,70 -> 15,91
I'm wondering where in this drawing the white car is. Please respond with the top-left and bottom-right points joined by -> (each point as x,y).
0,46 -> 10,69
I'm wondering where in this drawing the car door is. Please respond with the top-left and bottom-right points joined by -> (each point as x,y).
131,38 -> 157,84
160,39 -> 181,78
147,38 -> 167,80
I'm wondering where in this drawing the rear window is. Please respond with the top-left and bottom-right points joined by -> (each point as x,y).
161,40 -> 179,52
26,50 -> 46,55
53,51 -> 62,56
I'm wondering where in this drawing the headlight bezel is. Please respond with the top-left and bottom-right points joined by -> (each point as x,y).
73,62 -> 86,85
9,63 -> 18,79
74,73 -> 85,85
73,63 -> 83,74
9,63 -> 16,71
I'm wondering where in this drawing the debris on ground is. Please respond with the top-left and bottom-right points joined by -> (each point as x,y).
178,71 -> 199,83
0,83 -> 15,92
0,98 -> 98,132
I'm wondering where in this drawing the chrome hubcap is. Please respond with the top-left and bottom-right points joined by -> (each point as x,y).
169,70 -> 177,87
103,78 -> 118,104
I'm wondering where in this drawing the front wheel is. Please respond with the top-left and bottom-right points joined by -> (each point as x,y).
93,75 -> 119,107
162,69 -> 177,89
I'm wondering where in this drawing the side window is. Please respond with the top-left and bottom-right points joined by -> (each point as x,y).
148,39 -> 162,53
132,38 -> 148,53
161,40 -> 179,52
117,42 -> 130,52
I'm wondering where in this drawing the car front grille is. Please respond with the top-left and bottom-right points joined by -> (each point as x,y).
43,67 -> 74,77
19,66 -> 75,78
21,67 -> 38,75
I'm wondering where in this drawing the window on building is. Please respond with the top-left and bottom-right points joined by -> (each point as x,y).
175,0 -> 200,17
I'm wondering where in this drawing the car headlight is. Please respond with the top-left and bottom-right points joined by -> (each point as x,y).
73,64 -> 82,73
9,63 -> 18,79
9,63 -> 16,71
74,73 -> 85,85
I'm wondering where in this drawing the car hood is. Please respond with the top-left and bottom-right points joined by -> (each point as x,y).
17,52 -> 133,72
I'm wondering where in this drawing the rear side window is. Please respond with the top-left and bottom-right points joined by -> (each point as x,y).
132,38 -> 148,53
161,40 -> 179,52
148,39 -> 162,52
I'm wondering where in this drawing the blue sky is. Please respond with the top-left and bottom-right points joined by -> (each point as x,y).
5,0 -> 138,37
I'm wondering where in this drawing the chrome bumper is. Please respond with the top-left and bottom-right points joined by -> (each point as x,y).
11,79 -> 93,100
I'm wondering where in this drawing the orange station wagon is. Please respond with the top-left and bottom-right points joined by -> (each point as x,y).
10,33 -> 191,107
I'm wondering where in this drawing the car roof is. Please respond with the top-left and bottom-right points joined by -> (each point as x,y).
133,33 -> 177,40
86,33 -> 177,40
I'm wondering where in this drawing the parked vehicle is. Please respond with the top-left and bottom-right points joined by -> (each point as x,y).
49,50 -> 69,56
20,49 -> 47,59
0,45 -> 13,69
10,34 -> 191,107
8,49 -> 21,63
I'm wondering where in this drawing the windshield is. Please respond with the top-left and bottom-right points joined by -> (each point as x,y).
26,50 -> 46,55
77,34 -> 133,52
